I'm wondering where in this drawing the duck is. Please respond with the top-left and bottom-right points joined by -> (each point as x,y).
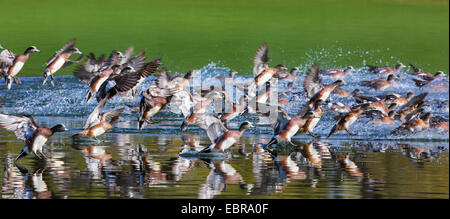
327,102 -> 351,113
162,69 -> 196,91
0,113 -> 67,162
249,44 -> 287,96
367,63 -> 405,75
395,93 -> 428,122
320,66 -> 354,79
360,74 -> 396,90
369,110 -> 396,125
198,120 -> 254,153
332,87 -> 354,98
408,64 -> 436,77
217,69 -> 238,80
412,71 -> 447,87
275,67 -> 299,82
72,101 -> 124,140
351,89 -> 381,104
95,58 -> 161,104
327,105 -> 370,138
430,115 -> 449,131
266,108 -> 318,148
0,46 -> 40,90
43,38 -> 83,86
74,53 -> 116,103
301,99 -> 324,137
219,94 -> 249,127
304,62 -> 345,101
138,87 -> 175,130
178,91 -> 223,131
392,112 -> 433,134
382,92 -> 414,107
96,50 -> 126,73
0,45 -> 15,76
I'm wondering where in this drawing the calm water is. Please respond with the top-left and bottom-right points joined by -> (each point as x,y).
0,63 -> 448,199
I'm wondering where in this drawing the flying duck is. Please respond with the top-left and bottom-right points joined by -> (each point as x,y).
265,108 -> 318,148
360,74 -> 396,90
367,63 -> 405,75
138,86 -> 176,130
0,113 -> 67,162
73,100 -> 124,141
43,38 -> 83,86
0,46 -> 40,90
198,120 -> 254,153
327,105 -> 370,138
320,66 -> 354,79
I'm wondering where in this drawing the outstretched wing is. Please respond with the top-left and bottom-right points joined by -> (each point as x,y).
119,46 -> 134,65
62,53 -> 84,68
125,51 -> 146,72
101,108 -> 125,123
253,43 -> 269,77
73,65 -> 96,85
195,114 -> 228,144
0,49 -> 16,66
271,108 -> 291,135
397,93 -> 428,114
304,62 -> 322,98
156,68 -> 169,88
0,114 -> 38,143
139,58 -> 161,78
46,38 -> 76,65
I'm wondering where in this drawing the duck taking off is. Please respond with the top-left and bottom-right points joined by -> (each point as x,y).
43,38 -> 83,86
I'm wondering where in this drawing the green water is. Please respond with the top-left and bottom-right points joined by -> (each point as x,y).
1,0 -> 448,77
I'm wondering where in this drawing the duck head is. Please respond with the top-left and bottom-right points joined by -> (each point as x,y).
50,124 -> 68,133
25,46 -> 40,54
333,80 -> 345,86
396,63 -> 405,70
239,121 -> 254,132
70,47 -> 83,55
387,74 -> 395,81
274,64 -> 287,71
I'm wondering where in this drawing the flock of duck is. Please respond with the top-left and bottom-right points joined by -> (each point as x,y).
0,39 -> 448,163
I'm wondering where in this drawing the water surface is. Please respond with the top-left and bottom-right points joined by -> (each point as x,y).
0,64 -> 448,199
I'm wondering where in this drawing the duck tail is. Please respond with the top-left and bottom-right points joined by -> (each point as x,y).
138,119 -> 146,130
72,130 -> 88,139
327,125 -> 338,138
42,70 -> 49,85
5,75 -> 12,90
199,145 -> 212,153
86,90 -> 94,104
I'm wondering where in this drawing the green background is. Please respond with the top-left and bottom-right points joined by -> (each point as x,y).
1,0 -> 449,76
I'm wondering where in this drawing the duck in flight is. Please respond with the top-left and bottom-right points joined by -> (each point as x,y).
0,113 -> 67,162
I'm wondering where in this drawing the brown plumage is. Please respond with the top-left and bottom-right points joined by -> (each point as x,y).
0,113 -> 67,161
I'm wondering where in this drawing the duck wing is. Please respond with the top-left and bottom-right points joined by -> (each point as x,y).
253,43 -> 269,77
46,38 -> 76,66
139,58 -> 161,79
170,90 -> 194,118
0,49 -> 16,66
73,65 -> 97,85
101,108 -> 125,124
304,62 -> 322,98
271,108 -> 291,135
124,51 -> 146,72
397,93 -> 428,114
118,46 -> 134,65
156,68 -> 169,88
195,114 -> 228,144
63,53 -> 84,68
0,114 -> 38,144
